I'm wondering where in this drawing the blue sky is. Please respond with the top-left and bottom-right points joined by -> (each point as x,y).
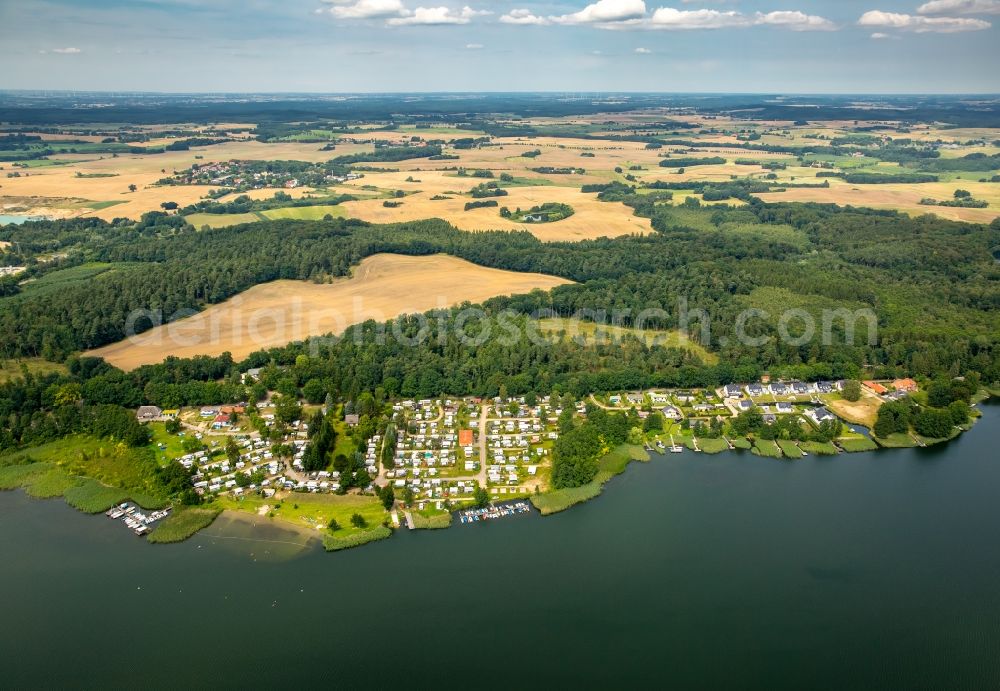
1,0 -> 998,92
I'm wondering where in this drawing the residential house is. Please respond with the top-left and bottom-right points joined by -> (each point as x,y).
723,384 -> 743,398
344,413 -> 360,427
892,378 -> 918,392
806,407 -> 836,424
136,406 -> 162,422
863,380 -> 888,395
747,383 -> 765,397
769,382 -> 788,396
662,405 -> 682,420
775,402 -> 793,414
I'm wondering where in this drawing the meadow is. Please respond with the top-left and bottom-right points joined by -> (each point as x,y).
535,317 -> 717,363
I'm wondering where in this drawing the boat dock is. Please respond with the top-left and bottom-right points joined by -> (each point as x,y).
106,502 -> 170,536
669,435 -> 683,453
459,501 -> 531,524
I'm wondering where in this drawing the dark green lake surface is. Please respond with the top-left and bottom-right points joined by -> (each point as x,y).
3,403 -> 1000,690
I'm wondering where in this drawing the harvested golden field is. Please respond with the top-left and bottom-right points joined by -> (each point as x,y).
827,393 -> 883,429
339,171 -> 650,241
756,180 -> 1000,223
85,253 -> 573,370
0,139 -> 373,221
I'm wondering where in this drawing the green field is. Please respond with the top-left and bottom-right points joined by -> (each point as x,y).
536,317 -> 717,364
185,212 -> 263,228
0,358 -> 68,383
12,262 -> 135,300
260,205 -> 347,221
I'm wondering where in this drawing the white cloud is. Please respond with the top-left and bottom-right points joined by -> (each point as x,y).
499,8 -> 550,24
465,42 -> 484,48
754,11 -> 837,31
47,47 -> 82,54
635,46 -> 651,53
917,0 -> 1000,14
550,0 -> 647,24
858,10 -> 990,32
646,7 -> 749,29
870,31 -> 892,38
327,0 -> 408,19
388,6 -> 471,24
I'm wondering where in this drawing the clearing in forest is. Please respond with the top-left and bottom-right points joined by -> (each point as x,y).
85,253 -> 573,369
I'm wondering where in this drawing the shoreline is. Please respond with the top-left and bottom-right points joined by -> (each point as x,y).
1,397 -> 993,550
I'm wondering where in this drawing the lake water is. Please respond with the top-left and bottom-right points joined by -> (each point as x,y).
0,214 -> 45,226
3,402 -> 999,689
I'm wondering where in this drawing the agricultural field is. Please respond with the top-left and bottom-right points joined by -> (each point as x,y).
84,253 -> 573,369
5,114 -> 998,232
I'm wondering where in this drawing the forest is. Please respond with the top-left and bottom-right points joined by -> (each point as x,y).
1,194 -> 998,456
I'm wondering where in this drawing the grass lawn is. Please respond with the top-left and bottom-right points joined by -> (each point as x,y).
776,439 -> 803,458
148,422 -> 192,465
218,491 -> 388,538
697,437 -> 731,454
874,432 -> 918,448
147,507 -> 221,544
729,436 -> 753,450
751,439 -> 783,458
837,436 -> 878,452
799,441 -> 839,455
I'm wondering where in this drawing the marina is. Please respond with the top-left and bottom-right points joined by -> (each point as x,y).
459,501 -> 531,524
105,503 -> 171,536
